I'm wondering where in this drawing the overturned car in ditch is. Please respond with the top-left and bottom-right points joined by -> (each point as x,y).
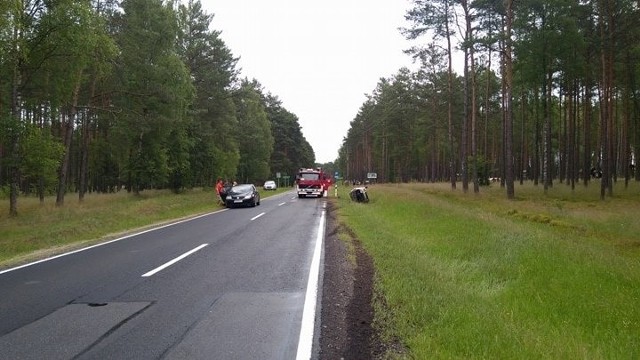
349,186 -> 369,203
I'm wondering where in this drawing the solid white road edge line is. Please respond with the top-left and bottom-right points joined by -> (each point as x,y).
141,243 -> 208,277
295,207 -> 326,360
0,209 -> 226,276
250,212 -> 265,221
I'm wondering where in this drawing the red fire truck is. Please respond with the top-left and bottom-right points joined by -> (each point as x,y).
295,168 -> 332,198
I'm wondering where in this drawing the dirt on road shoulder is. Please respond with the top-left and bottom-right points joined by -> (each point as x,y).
319,200 -> 400,359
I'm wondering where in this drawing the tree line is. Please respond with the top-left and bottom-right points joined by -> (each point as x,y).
337,0 -> 639,199
0,0 -> 315,216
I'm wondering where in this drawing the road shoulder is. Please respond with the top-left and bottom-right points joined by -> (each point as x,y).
319,200 -> 378,359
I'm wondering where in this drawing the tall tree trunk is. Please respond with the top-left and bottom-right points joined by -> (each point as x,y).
622,88 -> 629,188
431,83 -> 439,183
583,83 -> 592,186
471,61 -> 478,194
504,0 -> 515,199
8,20 -> 22,217
484,44 -> 492,182
56,115 -> 74,206
606,40 -> 615,197
520,92 -> 526,185
621,49 -> 636,186
500,21 -> 507,189
534,91 -> 541,185
79,73 -> 98,201
446,1 -> 456,190
569,82 -> 576,190
599,85 -> 609,200
56,71 -> 83,206
633,61 -> 640,182
465,3 -> 478,194
543,71 -> 553,192
462,46 -> 469,193
79,109 -> 90,201
432,130 -> 438,182
598,0 -> 615,199
560,90 -> 566,184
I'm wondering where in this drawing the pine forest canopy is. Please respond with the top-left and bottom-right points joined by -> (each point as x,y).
338,0 -> 639,200
0,0 -> 314,215
1,0 -> 638,218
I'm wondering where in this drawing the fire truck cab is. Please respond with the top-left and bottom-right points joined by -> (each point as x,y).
295,168 -> 331,198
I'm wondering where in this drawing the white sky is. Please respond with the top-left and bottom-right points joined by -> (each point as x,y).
199,0 -> 419,163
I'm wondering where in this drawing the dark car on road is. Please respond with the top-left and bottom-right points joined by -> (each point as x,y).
225,184 -> 261,208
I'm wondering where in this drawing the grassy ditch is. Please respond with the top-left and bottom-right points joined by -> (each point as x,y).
335,182 -> 640,359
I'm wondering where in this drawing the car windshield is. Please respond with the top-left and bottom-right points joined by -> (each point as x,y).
299,173 -> 320,181
231,184 -> 253,193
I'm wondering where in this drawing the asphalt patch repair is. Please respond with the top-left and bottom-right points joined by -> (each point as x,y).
319,201 -> 402,359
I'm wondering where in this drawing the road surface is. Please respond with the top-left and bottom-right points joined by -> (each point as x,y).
0,191 -> 327,360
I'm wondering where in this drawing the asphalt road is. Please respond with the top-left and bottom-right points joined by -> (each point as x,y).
0,191 -> 327,360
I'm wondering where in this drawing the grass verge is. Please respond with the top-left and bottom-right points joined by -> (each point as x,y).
334,181 -> 640,359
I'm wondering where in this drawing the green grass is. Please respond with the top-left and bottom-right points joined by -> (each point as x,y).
335,182 -> 640,359
0,187 -> 289,267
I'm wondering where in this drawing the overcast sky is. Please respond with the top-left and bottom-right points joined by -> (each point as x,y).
200,0 -> 419,163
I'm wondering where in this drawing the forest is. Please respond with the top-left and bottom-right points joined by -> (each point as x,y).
337,0 -> 639,199
0,0 -> 316,216
2,0 -> 639,218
